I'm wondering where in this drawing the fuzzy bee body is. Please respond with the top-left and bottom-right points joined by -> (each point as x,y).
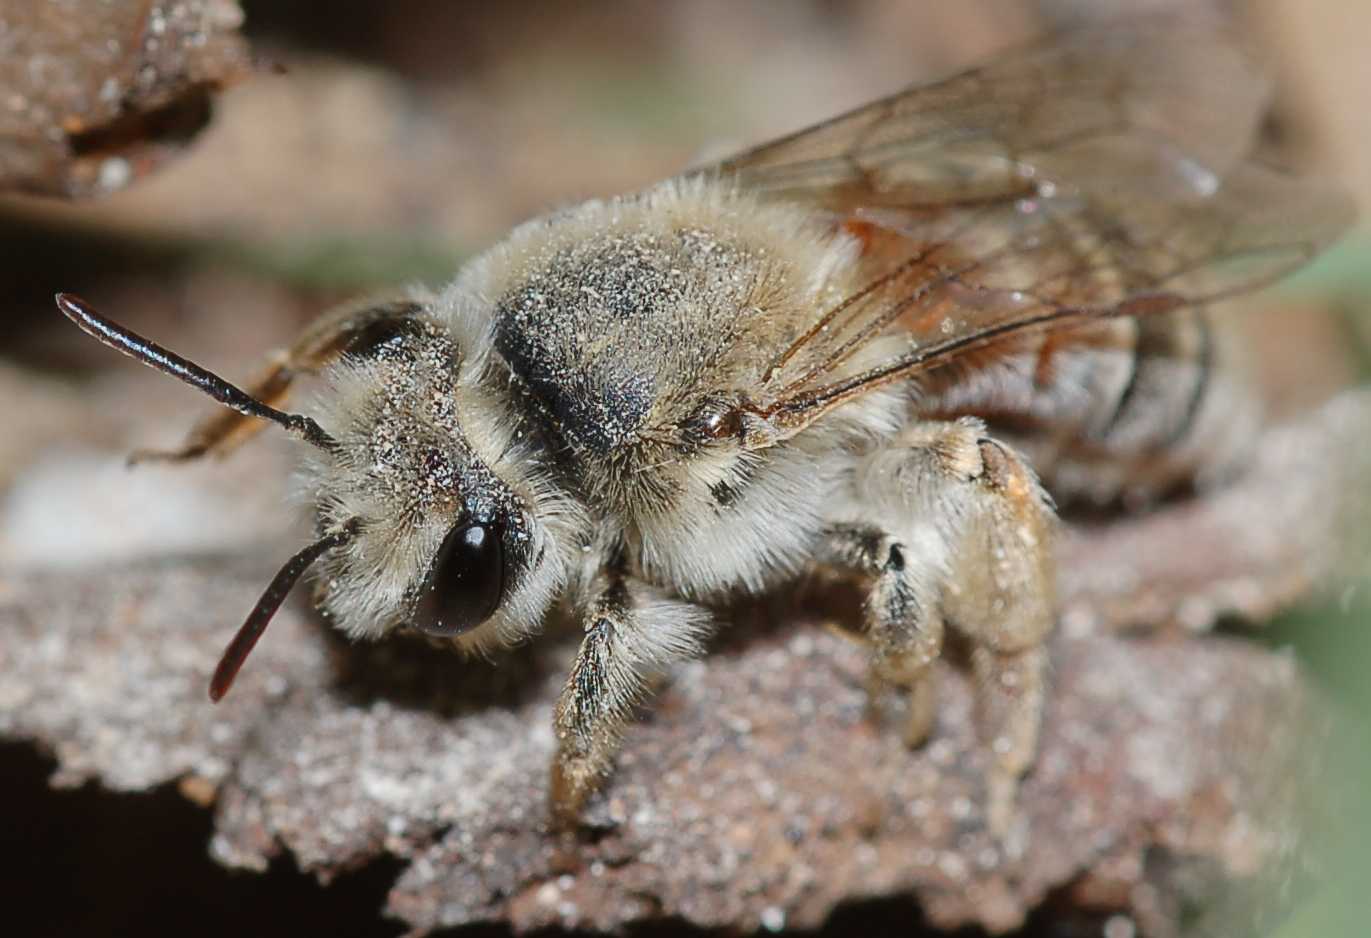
481,181 -> 909,601
58,15 -> 1350,837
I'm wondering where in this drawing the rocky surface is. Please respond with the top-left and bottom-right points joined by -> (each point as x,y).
0,0 -> 250,198
1,390 -> 1366,935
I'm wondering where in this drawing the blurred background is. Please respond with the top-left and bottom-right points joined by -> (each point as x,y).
0,1 -> 1367,936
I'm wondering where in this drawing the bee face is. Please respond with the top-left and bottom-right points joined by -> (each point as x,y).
300,313 -> 585,651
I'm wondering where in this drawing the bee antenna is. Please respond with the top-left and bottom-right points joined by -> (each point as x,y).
54,293 -> 336,453
210,521 -> 359,702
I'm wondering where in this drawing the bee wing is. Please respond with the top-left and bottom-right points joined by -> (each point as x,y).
696,15 -> 1353,428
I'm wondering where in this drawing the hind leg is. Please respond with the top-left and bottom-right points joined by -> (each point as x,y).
826,417 -> 1056,835
948,433 -> 1055,835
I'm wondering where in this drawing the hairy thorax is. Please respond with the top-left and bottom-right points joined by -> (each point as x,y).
452,178 -> 907,598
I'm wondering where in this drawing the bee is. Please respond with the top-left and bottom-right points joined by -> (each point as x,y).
56,16 -> 1350,835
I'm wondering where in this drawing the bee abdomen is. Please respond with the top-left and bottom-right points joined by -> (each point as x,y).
1084,309 -> 1214,450
923,310 -> 1260,507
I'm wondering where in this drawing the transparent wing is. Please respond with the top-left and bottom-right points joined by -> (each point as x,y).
694,15 -> 1353,426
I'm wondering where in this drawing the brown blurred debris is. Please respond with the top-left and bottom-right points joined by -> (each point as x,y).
0,0 -> 250,198
0,389 -> 1366,935
0,2 -> 1045,249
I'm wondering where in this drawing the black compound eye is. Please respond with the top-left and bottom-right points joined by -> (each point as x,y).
341,313 -> 423,359
413,521 -> 505,637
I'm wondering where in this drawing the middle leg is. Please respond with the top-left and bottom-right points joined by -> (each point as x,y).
817,522 -> 946,748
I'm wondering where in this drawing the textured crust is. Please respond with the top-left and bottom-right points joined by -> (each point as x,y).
1,375 -> 1365,933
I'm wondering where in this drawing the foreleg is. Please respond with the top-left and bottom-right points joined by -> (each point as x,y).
550,575 -> 711,828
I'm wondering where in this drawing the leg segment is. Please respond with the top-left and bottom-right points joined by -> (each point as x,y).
133,294 -> 425,463
818,523 -> 946,747
833,417 -> 1056,834
947,435 -> 1055,835
973,644 -> 1048,837
550,575 -> 711,828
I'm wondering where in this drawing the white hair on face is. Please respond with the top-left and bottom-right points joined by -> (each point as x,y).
294,315 -> 589,654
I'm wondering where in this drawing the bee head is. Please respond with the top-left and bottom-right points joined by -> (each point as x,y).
300,310 -> 584,654
54,293 -> 584,703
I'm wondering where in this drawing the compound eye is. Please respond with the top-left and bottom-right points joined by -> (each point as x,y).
413,521 -> 505,637
341,311 -> 423,359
